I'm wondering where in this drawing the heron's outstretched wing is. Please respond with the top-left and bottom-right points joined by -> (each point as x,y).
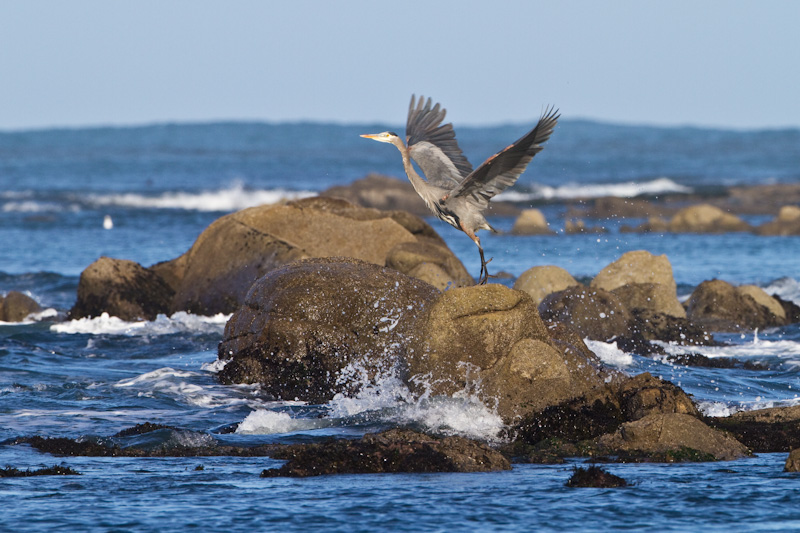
406,95 -> 473,189
451,106 -> 559,210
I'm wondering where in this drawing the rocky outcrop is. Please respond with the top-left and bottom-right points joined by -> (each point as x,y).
71,197 -> 471,318
509,209 -> 554,235
513,265 -> 581,305
70,257 -> 175,321
596,413 -> 750,461
0,291 -> 42,322
591,250 -> 685,318
756,205 -> 800,236
706,405 -> 800,453
261,429 -> 511,477
686,279 -> 787,332
668,204 -> 751,233
406,284 -> 615,420
218,258 -> 439,404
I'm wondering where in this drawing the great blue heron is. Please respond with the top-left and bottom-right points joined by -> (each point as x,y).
361,95 -> 559,284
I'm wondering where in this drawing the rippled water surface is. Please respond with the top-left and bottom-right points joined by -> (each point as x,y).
2,121 -> 800,531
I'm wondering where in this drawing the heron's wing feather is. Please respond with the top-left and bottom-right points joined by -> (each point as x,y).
451,107 -> 559,210
406,95 -> 473,187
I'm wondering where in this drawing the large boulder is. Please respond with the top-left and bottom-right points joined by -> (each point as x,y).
591,250 -> 685,318
686,279 -> 786,332
158,197 -> 470,314
407,284 -> 614,420
668,204 -> 750,233
0,291 -> 42,322
539,286 -> 633,341
217,258 -> 439,404
509,209 -> 554,235
70,257 -> 174,321
74,197 -> 471,319
513,265 -> 581,305
596,413 -> 750,461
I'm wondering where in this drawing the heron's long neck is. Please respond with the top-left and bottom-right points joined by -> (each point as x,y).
395,141 -> 434,210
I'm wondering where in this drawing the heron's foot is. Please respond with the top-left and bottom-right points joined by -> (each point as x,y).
478,257 -> 495,285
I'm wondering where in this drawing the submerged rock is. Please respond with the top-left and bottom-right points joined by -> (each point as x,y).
0,465 -> 81,477
261,429 -> 511,477
785,449 -> 800,473
218,258 -> 439,404
0,290 -> 42,322
566,465 -> 627,488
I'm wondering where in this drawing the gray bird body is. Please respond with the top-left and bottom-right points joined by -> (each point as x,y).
362,95 -> 559,284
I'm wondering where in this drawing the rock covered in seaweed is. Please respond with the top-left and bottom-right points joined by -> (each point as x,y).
261,429 -> 511,477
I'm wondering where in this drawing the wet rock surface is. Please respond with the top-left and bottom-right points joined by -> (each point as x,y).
705,405 -> 800,453
261,429 -> 511,477
0,290 -> 42,322
218,257 -> 439,404
566,465 -> 627,488
785,449 -> 800,473
686,279 -> 787,332
70,256 -> 175,321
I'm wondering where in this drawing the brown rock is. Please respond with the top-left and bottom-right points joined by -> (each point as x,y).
668,204 -> 750,233
756,205 -> 800,236
706,405 -> 800,453
261,429 -> 511,477
736,285 -> 786,320
617,373 -> 699,421
597,413 -> 750,461
785,449 -> 800,472
408,285 -> 614,420
686,279 -> 786,332
539,286 -> 633,341
217,258 -> 439,404
151,197 -> 469,315
513,265 -> 581,305
509,209 -> 554,235
591,250 -> 685,318
0,291 -> 42,322
70,257 -> 174,321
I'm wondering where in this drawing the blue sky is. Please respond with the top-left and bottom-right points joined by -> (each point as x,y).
2,1 -> 799,130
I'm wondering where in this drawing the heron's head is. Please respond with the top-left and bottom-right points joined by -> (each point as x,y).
360,131 -> 400,144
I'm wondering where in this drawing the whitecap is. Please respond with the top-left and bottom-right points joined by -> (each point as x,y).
86,182 -> 315,212
584,339 -> 634,367
765,277 -> 800,305
236,409 -> 328,435
50,311 -> 230,336
114,367 -> 252,408
496,177 -> 692,202
654,337 -> 800,360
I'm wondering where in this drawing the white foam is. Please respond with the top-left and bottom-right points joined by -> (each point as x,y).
50,311 -> 230,336
765,277 -> 800,305
114,367 -> 252,408
655,336 -> 800,360
87,182 -> 315,212
236,409 -> 328,435
497,177 -> 692,202
584,339 -> 634,367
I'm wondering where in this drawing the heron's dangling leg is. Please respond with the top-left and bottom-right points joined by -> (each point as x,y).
460,225 -> 493,284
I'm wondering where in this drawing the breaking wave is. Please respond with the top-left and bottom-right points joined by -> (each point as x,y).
50,311 -> 230,336
497,177 -> 692,202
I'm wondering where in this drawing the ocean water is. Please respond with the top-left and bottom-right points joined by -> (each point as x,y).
1,120 -> 800,531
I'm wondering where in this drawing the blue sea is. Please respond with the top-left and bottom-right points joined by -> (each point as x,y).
2,120 -> 800,531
